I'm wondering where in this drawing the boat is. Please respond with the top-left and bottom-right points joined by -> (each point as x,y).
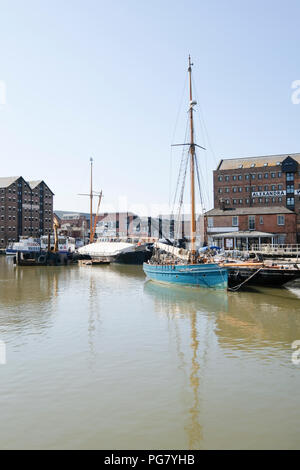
6,237 -> 41,255
223,261 -> 300,289
78,237 -> 153,264
6,235 -> 76,255
143,57 -> 228,289
77,158 -> 153,264
40,235 -> 76,254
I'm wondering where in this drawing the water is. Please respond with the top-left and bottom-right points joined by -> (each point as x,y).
0,256 -> 300,449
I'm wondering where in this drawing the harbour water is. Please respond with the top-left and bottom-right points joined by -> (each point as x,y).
0,256 -> 300,449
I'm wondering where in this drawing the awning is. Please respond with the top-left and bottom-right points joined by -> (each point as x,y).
212,231 -> 274,238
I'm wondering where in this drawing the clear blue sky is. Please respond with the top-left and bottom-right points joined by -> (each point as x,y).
0,0 -> 299,215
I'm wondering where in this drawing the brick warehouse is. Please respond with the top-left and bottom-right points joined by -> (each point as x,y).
207,153 -> 300,247
0,176 -> 54,248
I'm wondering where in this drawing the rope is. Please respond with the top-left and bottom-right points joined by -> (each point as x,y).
169,73 -> 188,208
227,267 -> 263,292
171,116 -> 189,217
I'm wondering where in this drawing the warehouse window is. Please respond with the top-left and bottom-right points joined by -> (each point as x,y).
207,217 -> 214,228
248,216 -> 255,230
277,215 -> 285,226
232,216 -> 238,227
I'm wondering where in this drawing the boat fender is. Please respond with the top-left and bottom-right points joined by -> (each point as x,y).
38,254 -> 46,264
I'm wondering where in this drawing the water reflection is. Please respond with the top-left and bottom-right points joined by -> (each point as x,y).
144,281 -> 228,317
144,281 -> 228,449
217,288 -> 300,352
0,258 -> 67,336
143,280 -> 300,449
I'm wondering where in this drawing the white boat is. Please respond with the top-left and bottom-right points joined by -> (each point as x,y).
6,235 -> 76,256
78,237 -> 152,264
40,235 -> 76,254
6,237 -> 41,255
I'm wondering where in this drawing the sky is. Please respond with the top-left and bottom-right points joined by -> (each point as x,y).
0,0 -> 300,216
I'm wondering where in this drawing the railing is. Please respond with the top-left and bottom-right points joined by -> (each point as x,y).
249,244 -> 300,254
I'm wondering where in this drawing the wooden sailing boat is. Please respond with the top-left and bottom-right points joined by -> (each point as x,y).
143,56 -> 228,289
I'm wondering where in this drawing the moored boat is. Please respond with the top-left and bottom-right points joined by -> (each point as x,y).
224,262 -> 300,288
6,237 -> 40,255
78,238 -> 153,264
143,262 -> 227,289
143,57 -> 228,289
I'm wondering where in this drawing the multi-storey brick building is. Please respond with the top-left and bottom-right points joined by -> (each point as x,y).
0,177 -> 54,248
207,153 -> 300,246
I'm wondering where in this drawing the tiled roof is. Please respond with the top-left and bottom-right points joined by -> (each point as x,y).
217,153 -> 300,170
205,206 -> 294,216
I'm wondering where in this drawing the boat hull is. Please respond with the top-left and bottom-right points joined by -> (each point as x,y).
143,263 -> 228,289
227,266 -> 300,288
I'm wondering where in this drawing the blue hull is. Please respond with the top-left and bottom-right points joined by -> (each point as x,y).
143,263 -> 228,289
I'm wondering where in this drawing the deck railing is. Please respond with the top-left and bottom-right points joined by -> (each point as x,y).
249,244 -> 300,255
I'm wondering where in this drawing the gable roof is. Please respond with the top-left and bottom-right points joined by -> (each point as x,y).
217,153 -> 300,171
0,176 -> 21,188
28,180 -> 43,189
28,180 -> 54,194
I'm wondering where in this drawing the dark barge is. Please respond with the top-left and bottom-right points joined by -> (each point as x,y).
14,251 -> 76,266
226,263 -> 300,288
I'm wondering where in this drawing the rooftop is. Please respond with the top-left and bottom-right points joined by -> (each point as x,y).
216,153 -> 300,171
0,176 -> 20,188
205,206 -> 294,216
212,231 -> 274,238
28,180 -> 43,189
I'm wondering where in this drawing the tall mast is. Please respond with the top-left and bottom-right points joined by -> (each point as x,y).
188,55 -> 196,260
90,157 -> 93,243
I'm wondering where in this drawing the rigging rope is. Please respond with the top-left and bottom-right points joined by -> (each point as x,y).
169,72 -> 188,207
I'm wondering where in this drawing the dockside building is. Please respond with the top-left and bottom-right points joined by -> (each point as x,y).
207,153 -> 300,247
0,176 -> 54,248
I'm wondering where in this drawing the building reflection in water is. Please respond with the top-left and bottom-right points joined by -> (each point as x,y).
0,258 -> 63,335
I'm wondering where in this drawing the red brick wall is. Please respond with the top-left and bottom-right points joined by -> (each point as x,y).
207,212 -> 297,244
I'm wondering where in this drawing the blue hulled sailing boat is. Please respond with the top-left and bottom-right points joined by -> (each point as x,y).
143,57 -> 228,289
